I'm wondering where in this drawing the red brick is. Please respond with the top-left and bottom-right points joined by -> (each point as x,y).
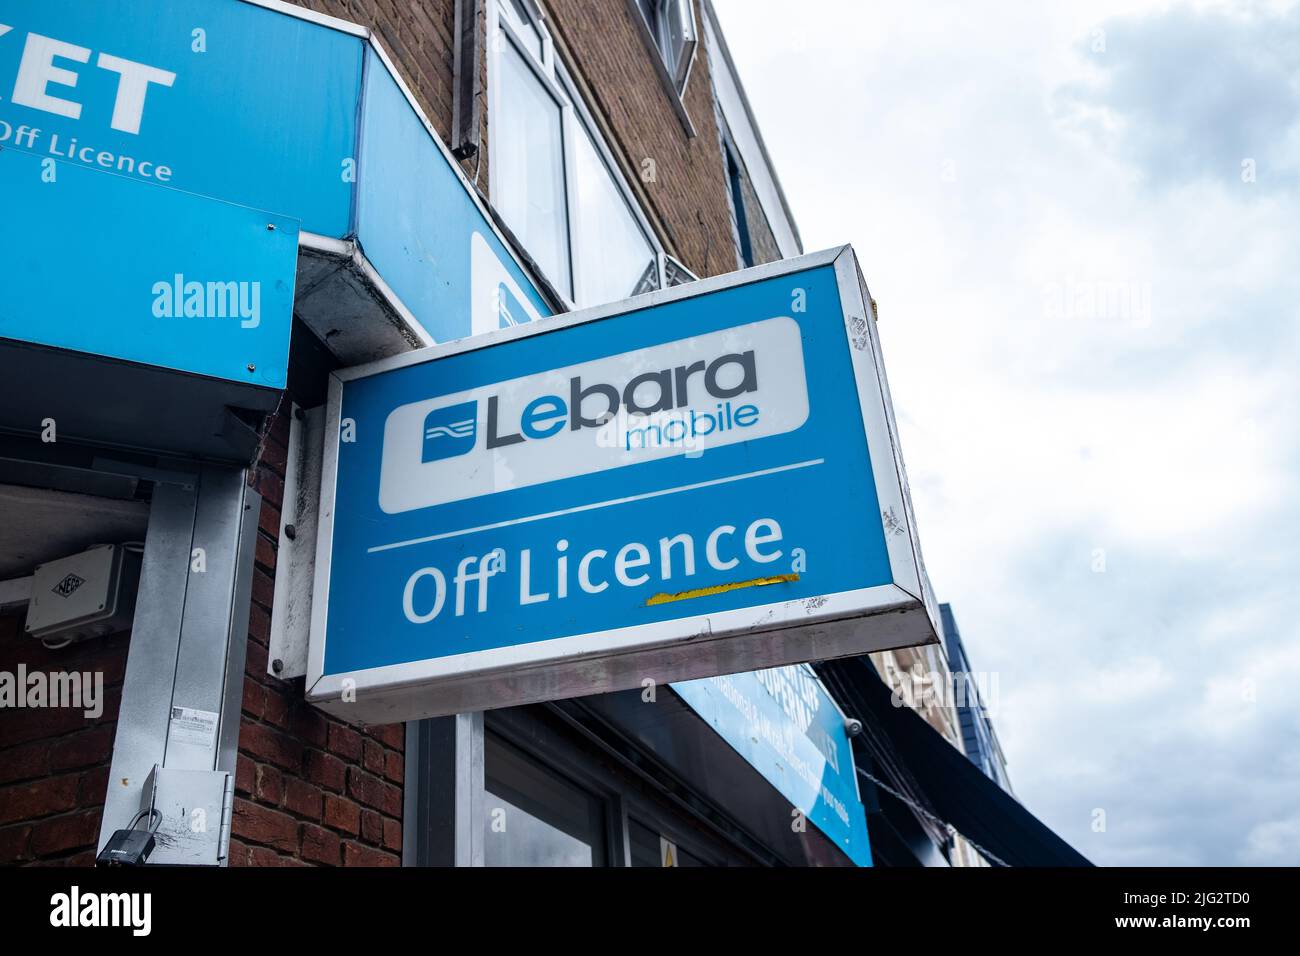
48,727 -> 113,773
77,766 -> 109,808
29,810 -> 100,857
248,604 -> 272,646
383,817 -> 402,852
0,825 -> 32,863
254,763 -> 284,804
0,742 -> 49,784
241,721 -> 303,772
328,723 -> 363,761
301,824 -> 341,866
363,738 -> 386,775
305,750 -> 346,793
235,754 -> 256,796
254,469 -> 285,509
245,638 -> 270,679
323,795 -> 360,835
257,498 -> 282,538
249,844 -> 287,867
0,775 -> 79,825
255,533 -> 277,573
251,568 -> 275,611
343,840 -> 399,867
383,750 -> 404,785
285,779 -> 323,821
242,680 -> 266,719
367,723 -> 405,750
263,688 -> 290,728
290,706 -> 328,749
361,808 -> 383,845
232,799 -> 299,854
347,768 -> 401,818
227,837 -> 253,867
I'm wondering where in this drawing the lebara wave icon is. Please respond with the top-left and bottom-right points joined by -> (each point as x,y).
421,401 -> 478,462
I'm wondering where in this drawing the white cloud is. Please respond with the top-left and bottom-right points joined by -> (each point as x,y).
714,0 -> 1300,864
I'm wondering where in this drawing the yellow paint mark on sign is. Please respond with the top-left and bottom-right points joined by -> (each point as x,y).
645,573 -> 800,607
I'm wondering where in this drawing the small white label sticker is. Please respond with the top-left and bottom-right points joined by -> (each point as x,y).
167,706 -> 219,749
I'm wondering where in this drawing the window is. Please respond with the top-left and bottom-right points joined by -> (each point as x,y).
490,0 -> 664,309
627,818 -> 711,867
484,733 -> 608,866
494,40 -> 571,298
635,0 -> 698,95
725,140 -> 755,268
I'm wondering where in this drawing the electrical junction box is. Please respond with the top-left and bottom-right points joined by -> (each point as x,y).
25,544 -> 141,643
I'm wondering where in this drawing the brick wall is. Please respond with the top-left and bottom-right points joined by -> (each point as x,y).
0,616 -> 127,866
230,408 -> 405,867
291,0 -> 484,195
543,0 -> 742,279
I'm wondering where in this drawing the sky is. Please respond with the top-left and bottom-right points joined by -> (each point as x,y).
712,0 -> 1300,865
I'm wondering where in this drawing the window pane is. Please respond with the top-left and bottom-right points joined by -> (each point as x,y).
485,791 -> 595,866
484,734 -> 606,866
664,256 -> 697,287
502,0 -> 544,60
570,120 -> 658,306
496,38 -> 572,298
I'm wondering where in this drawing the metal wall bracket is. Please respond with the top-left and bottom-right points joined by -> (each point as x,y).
97,466 -> 260,865
268,404 -> 325,680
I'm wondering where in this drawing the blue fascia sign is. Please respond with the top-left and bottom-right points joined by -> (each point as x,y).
307,246 -> 939,723
0,0 -> 551,385
0,147 -> 299,388
673,665 -> 873,866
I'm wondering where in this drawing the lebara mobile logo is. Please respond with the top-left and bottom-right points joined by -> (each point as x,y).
380,317 -> 810,515
422,402 -> 478,462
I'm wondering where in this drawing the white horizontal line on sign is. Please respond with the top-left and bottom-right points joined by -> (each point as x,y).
366,458 -> 826,554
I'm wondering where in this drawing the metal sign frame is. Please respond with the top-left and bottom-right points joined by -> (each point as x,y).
306,246 -> 938,724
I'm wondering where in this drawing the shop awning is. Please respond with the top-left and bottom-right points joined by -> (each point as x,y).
818,657 -> 1092,867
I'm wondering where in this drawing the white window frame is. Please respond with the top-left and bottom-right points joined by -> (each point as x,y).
634,0 -> 698,95
488,0 -> 682,310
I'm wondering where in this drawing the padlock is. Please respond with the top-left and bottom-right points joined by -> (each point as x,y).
96,808 -> 162,866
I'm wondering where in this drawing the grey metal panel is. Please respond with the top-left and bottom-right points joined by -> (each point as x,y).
456,711 -> 486,867
167,468 -> 254,772
403,712 -> 485,866
97,480 -> 198,853
216,479 -> 260,778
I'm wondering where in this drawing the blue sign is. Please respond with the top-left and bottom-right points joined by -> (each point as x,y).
673,666 -> 873,866
0,0 -> 550,353
354,46 -> 553,343
308,248 -> 938,722
0,147 -> 299,387
0,0 -> 360,237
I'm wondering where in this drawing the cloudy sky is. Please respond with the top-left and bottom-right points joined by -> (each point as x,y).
712,0 -> 1300,865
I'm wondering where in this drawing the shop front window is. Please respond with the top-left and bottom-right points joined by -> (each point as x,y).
483,733 -> 608,867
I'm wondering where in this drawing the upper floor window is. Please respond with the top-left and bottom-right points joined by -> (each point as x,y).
490,0 -> 668,309
635,0 -> 698,95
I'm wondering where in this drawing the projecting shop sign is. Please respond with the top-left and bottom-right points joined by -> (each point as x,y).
308,246 -> 938,722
